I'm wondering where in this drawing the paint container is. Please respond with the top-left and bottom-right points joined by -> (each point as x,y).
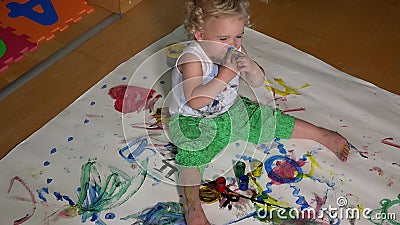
164,43 -> 185,67
252,160 -> 263,177
235,161 -> 246,178
239,175 -> 249,191
215,177 -> 226,193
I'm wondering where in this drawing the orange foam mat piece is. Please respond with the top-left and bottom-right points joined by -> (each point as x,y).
0,0 -> 94,44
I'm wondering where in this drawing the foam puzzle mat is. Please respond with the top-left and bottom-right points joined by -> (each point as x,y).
0,26 -> 399,225
0,0 -> 94,72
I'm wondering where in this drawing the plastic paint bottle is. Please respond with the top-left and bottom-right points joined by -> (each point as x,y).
235,161 -> 246,178
239,175 -> 249,191
252,160 -> 263,177
215,177 -> 226,193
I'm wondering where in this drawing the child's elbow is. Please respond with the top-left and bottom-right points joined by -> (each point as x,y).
187,99 -> 203,110
187,97 -> 210,110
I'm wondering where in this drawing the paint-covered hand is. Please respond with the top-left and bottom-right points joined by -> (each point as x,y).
236,52 -> 265,87
216,47 -> 240,84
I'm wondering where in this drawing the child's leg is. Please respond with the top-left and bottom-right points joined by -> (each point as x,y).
290,118 -> 350,161
178,168 -> 211,225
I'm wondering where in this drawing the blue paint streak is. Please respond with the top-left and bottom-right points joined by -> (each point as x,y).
82,211 -> 88,223
119,137 -> 156,163
224,211 -> 257,224
235,154 -> 253,162
105,212 -> 115,220
90,212 -> 98,222
37,187 -> 49,202
63,195 -> 75,206
127,202 -> 185,225
349,142 -> 368,159
277,143 -> 287,154
54,192 -> 62,201
53,192 -> 75,205
263,182 -> 273,194
95,218 -> 106,225
50,148 -> 57,154
290,185 -> 309,210
257,143 -> 271,154
308,176 -> 335,188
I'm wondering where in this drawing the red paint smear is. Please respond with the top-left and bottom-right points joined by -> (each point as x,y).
8,176 -> 36,225
313,193 -> 327,213
387,178 -> 394,187
381,137 -> 400,148
281,107 -> 305,114
108,85 -> 162,113
270,159 -> 306,184
369,167 -> 384,176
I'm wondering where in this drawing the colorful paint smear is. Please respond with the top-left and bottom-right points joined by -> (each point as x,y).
381,138 -> 400,149
121,201 -> 185,225
118,137 -> 156,163
7,176 -> 37,225
367,194 -> 400,225
265,78 -> 310,96
51,160 -> 147,224
131,107 -> 170,130
108,85 -> 162,113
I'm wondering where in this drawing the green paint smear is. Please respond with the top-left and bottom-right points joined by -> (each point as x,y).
60,159 -> 147,221
0,39 -> 5,58
367,194 -> 400,225
121,201 -> 185,224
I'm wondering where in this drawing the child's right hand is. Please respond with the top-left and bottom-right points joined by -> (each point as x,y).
216,47 -> 239,83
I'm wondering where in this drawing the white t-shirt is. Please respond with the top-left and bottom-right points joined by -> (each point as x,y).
169,41 -> 239,118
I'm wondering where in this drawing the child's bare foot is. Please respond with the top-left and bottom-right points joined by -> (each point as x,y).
291,119 -> 350,162
317,128 -> 350,162
184,205 -> 210,225
181,186 -> 210,225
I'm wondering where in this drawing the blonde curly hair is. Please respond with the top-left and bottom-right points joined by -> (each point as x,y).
184,0 -> 251,40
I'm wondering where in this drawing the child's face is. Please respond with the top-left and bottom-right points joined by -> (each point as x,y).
195,15 -> 244,61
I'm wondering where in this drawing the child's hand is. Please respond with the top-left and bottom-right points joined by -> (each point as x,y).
217,47 -> 240,83
235,50 -> 265,87
236,53 -> 260,77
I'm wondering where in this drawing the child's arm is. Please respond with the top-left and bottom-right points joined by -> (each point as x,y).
235,46 -> 265,87
178,53 -> 238,109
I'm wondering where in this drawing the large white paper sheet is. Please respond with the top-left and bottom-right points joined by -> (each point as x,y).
1,25 -> 399,225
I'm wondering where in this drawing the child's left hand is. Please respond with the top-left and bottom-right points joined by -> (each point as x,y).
235,52 -> 265,87
236,53 -> 258,75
